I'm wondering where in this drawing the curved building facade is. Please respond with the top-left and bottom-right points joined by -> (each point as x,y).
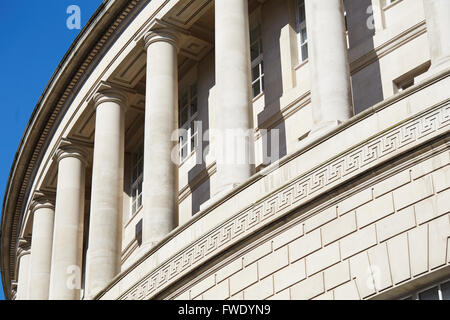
2,0 -> 450,300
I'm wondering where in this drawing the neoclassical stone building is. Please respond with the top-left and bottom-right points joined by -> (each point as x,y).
1,0 -> 450,300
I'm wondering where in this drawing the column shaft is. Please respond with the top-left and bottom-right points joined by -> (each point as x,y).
16,250 -> 31,300
85,90 -> 125,298
305,0 -> 353,131
214,0 -> 254,195
29,200 -> 54,300
423,0 -> 450,72
49,149 -> 86,300
142,30 -> 178,247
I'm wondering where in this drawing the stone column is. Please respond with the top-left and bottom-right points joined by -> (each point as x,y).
85,88 -> 126,298
305,0 -> 353,135
423,0 -> 450,74
142,27 -> 179,248
29,195 -> 55,300
16,239 -> 31,300
49,144 -> 86,300
214,0 -> 254,196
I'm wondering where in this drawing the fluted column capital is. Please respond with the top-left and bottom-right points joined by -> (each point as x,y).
143,19 -> 183,51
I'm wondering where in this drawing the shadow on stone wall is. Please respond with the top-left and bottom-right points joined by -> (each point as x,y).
256,0 -> 288,165
188,52 -> 214,216
345,0 -> 384,114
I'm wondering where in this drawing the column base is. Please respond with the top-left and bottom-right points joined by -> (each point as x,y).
139,240 -> 162,259
199,184 -> 240,212
83,285 -> 102,300
84,293 -> 96,301
130,241 -> 159,268
297,120 -> 342,150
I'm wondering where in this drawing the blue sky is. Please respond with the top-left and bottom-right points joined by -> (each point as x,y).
0,0 -> 103,301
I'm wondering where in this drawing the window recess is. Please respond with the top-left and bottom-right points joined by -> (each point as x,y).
179,82 -> 199,163
250,8 -> 264,98
296,0 -> 308,62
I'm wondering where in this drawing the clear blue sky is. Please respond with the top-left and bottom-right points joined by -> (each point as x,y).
0,0 -> 103,301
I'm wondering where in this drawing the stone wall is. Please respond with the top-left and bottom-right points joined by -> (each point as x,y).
96,71 -> 450,300
171,145 -> 450,300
